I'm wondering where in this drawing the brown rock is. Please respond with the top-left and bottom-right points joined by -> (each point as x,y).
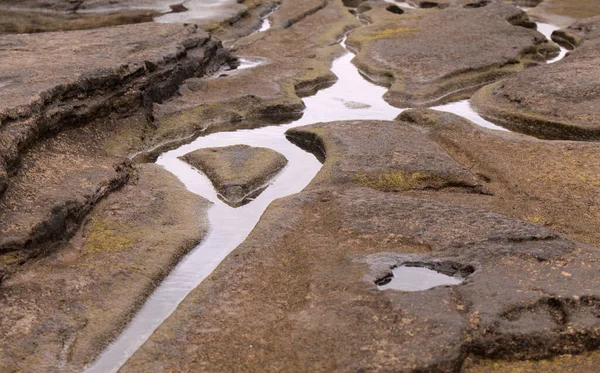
471,26 -> 600,140
346,2 -> 559,107
181,145 -> 288,207
527,0 -> 600,28
120,117 -> 600,371
0,163 -> 211,372
143,0 -> 361,151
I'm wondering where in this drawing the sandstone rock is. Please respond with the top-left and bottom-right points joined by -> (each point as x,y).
398,108 -> 600,248
0,21 -> 231,282
0,23 -> 230,195
552,15 -> 600,48
286,120 -> 486,193
346,2 -> 559,107
471,28 -> 600,140
181,145 -> 288,206
527,0 -> 600,28
141,0 -> 361,148
121,117 -> 600,372
464,350 -> 600,373
0,7 -> 158,34
0,163 -> 211,372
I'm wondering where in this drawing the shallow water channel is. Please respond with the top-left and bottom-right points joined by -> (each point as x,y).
85,6 -> 567,372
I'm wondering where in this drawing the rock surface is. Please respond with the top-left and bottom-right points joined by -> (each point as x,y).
471,18 -> 600,140
527,0 -> 600,28
0,22 -> 230,264
0,163 -> 211,372
464,350 -> 600,373
0,0 -> 261,33
121,114 -> 600,372
140,0 -> 361,152
346,2 -> 558,107
3,0 -> 600,371
0,7 -> 158,34
181,145 -> 288,206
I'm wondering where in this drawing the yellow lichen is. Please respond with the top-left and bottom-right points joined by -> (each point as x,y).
84,218 -> 134,254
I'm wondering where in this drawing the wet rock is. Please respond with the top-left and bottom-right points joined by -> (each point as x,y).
0,163 -> 211,372
181,145 -> 288,206
121,118 -> 600,372
347,2 -> 559,107
471,29 -> 600,140
169,3 -> 188,13
145,0 -> 360,147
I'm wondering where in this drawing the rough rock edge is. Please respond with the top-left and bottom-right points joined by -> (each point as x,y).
0,161 -> 133,278
0,33 -> 233,201
346,5 -> 559,108
471,81 -> 600,141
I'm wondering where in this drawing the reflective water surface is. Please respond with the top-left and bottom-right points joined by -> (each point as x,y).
85,6 -> 568,372
378,266 -> 465,291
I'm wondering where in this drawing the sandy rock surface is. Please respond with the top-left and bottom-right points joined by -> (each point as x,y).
3,0 -> 600,371
527,0 -> 600,27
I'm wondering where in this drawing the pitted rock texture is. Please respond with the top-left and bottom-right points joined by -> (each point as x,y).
346,2 -> 559,107
181,145 -> 288,207
0,163 -> 211,373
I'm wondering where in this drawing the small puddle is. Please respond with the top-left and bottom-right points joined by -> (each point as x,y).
236,56 -> 269,70
154,0 -> 243,23
376,264 -> 469,291
383,0 -> 418,9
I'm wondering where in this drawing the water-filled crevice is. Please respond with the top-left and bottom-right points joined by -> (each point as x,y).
85,4 -> 572,372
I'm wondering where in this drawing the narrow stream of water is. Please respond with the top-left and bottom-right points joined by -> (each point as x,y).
85,5 -> 567,372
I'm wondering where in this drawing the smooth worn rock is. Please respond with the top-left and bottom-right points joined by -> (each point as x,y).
121,117 -> 600,372
471,23 -> 600,140
552,15 -> 600,49
286,120 -> 486,193
346,2 -> 558,107
181,145 -> 288,206
527,0 -> 600,28
0,163 -> 211,373
398,108 -> 600,248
